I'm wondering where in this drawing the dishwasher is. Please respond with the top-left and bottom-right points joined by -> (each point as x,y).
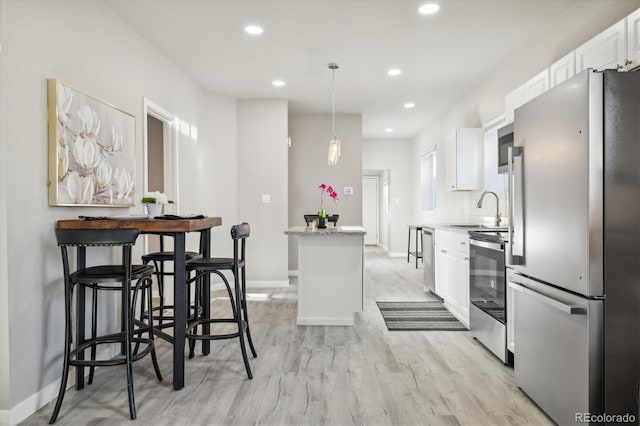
421,227 -> 436,295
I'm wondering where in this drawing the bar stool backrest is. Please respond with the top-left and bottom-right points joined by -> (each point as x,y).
55,228 -> 140,280
303,215 -> 317,226
230,223 -> 250,265
55,228 -> 140,247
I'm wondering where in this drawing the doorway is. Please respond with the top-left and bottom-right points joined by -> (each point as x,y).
362,176 -> 379,246
143,99 -> 177,298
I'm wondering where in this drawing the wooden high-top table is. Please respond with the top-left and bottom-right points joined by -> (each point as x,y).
56,216 -> 222,390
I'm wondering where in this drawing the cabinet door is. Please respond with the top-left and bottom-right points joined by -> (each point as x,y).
449,250 -> 470,324
626,9 -> 640,70
523,68 -> 550,103
445,134 -> 457,191
434,245 -> 449,300
575,18 -> 626,72
550,51 -> 576,88
454,128 -> 483,191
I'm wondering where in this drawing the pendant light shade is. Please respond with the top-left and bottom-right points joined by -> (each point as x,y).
328,63 -> 341,166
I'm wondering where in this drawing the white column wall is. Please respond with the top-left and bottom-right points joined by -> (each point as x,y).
237,100 -> 289,285
0,0 -> 11,420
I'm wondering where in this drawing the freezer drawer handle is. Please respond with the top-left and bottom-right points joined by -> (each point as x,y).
509,281 -> 585,315
508,146 -> 525,265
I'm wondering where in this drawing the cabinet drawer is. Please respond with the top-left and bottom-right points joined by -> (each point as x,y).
457,234 -> 469,255
435,229 -> 458,251
435,229 -> 469,254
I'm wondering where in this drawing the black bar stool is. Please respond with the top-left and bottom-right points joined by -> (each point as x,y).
50,228 -> 162,423
141,234 -> 201,331
185,223 -> 257,379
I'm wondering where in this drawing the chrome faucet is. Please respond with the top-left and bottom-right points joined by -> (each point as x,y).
477,190 -> 502,227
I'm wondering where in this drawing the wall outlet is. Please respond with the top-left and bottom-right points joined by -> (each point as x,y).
261,194 -> 271,203
344,187 -> 354,195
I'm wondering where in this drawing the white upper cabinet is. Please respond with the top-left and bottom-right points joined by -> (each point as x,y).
445,128 -> 484,191
550,51 -> 576,88
504,85 -> 525,124
575,18 -> 626,72
523,68 -> 550,103
626,8 -> 640,70
505,69 -> 549,123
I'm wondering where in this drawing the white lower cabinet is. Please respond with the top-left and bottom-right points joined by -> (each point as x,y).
434,230 -> 470,326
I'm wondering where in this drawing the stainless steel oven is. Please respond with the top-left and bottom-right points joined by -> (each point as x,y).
469,231 -> 507,363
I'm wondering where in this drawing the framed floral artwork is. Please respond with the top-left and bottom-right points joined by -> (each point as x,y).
47,79 -> 136,206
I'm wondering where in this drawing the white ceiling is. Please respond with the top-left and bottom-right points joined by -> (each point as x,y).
107,0 -> 582,139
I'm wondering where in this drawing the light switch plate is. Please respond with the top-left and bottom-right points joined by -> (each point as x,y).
261,194 -> 271,203
344,187 -> 353,195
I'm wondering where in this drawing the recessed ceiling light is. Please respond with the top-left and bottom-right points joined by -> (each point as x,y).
418,3 -> 440,15
385,128 -> 394,133
404,102 -> 416,109
387,69 -> 402,76
244,25 -> 264,35
272,80 -> 285,87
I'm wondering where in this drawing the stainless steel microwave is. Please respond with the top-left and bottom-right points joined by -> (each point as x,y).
497,123 -> 514,174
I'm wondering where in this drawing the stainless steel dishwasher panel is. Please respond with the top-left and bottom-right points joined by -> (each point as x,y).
422,228 -> 435,294
509,270 -> 603,426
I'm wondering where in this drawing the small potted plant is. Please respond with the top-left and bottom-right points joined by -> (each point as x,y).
141,191 -> 174,217
318,183 -> 338,228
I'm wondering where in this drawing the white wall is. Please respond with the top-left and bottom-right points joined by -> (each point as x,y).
362,139 -> 413,256
0,0 -> 237,423
287,113 -> 363,271
0,0 -> 10,419
237,100 -> 289,285
199,94 -> 239,254
412,1 -> 639,226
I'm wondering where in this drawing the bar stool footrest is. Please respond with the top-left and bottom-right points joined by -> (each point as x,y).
70,337 -> 157,367
186,318 -> 246,341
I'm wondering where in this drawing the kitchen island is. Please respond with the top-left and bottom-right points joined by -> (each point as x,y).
285,226 -> 366,326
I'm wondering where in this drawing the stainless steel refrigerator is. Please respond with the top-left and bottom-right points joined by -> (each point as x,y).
506,69 -> 639,425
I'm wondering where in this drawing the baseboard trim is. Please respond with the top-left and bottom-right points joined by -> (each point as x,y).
6,342 -> 119,425
388,252 -> 405,258
8,377 -> 61,425
0,409 -> 9,426
247,280 -> 290,288
297,317 -> 354,326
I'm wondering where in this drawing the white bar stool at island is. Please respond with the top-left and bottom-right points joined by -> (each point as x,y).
284,226 -> 366,326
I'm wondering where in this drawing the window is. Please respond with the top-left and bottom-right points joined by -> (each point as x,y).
421,147 -> 436,210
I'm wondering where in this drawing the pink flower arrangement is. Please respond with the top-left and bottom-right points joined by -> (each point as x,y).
318,183 -> 339,217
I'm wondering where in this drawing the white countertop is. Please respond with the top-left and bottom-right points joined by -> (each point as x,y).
284,225 -> 366,235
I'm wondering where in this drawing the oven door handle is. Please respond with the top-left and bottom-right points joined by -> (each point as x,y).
470,239 -> 504,251
508,281 -> 585,315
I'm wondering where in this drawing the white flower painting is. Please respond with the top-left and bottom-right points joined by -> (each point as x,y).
48,79 -> 136,206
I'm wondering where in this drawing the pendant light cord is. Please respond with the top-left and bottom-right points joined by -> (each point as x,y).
329,63 -> 338,139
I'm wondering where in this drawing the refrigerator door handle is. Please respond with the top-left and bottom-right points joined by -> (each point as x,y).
509,281 -> 585,315
508,146 -> 525,264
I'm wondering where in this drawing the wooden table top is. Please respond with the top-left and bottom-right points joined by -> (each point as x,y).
56,216 -> 222,233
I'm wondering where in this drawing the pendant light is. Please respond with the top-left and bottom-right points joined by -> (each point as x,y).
328,62 -> 341,166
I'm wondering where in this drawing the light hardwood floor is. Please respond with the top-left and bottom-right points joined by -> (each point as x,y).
23,247 -> 551,425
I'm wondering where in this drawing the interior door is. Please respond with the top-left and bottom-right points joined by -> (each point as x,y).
362,176 -> 379,245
